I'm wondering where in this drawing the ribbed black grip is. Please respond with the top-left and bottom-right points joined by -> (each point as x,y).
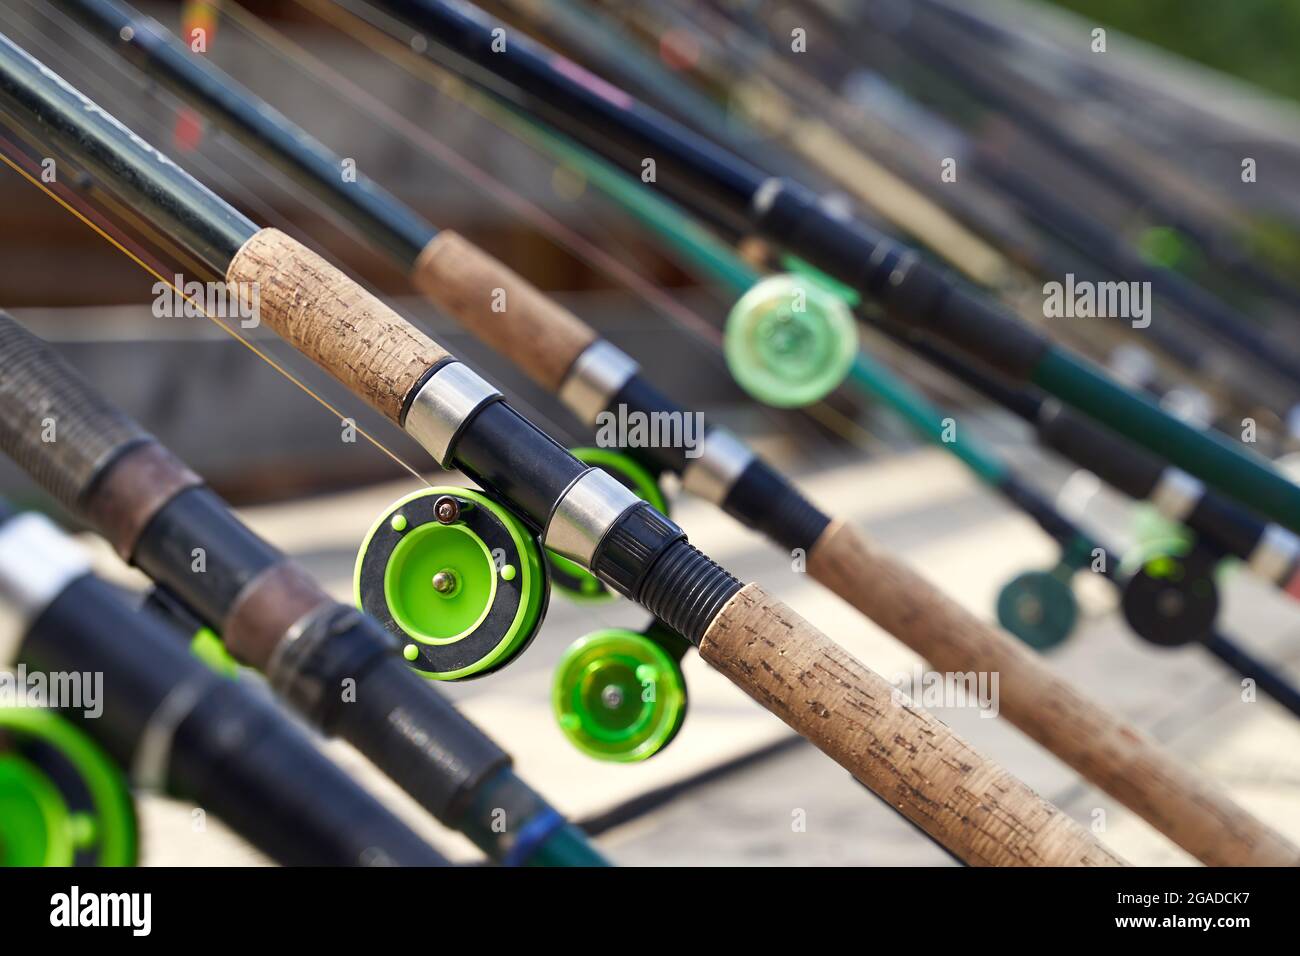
722,458 -> 830,553
0,311 -> 150,509
638,539 -> 742,645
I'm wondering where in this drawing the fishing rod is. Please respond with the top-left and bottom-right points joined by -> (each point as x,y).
855,0 -> 1300,318
59,0 -> 1300,866
356,0 -> 1300,539
480,0 -> 1013,290
504,113 -> 1300,718
0,496 -> 448,866
784,0 -> 1300,396
0,24 -> 1136,868
0,314 -> 603,868
622,0 -> 1299,430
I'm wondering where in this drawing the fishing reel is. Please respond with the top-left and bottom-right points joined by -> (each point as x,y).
1121,540 -> 1221,648
0,708 -> 137,866
996,564 -> 1078,651
355,487 -> 549,680
552,623 -> 690,762
545,448 -> 669,604
725,273 -> 858,408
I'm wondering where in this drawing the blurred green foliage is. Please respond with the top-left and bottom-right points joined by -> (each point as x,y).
1041,0 -> 1300,102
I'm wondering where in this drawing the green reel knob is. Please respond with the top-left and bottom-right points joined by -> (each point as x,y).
552,629 -> 687,762
725,274 -> 858,408
0,708 -> 137,867
996,568 -> 1078,651
545,449 -> 669,605
356,486 -> 549,680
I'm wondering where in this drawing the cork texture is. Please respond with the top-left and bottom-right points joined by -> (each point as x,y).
700,583 -> 1126,866
412,231 -> 596,390
808,520 -> 1300,866
227,228 -> 448,422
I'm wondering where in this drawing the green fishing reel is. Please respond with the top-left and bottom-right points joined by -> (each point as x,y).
725,273 -> 858,408
0,708 -> 137,867
996,566 -> 1078,651
552,625 -> 689,763
355,487 -> 549,680
545,448 -> 669,604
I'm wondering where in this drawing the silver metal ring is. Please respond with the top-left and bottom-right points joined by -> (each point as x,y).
1248,524 -> 1300,586
544,468 -> 641,566
558,340 -> 639,426
404,361 -> 502,467
0,513 -> 92,667
1149,468 -> 1204,522
682,429 -> 756,505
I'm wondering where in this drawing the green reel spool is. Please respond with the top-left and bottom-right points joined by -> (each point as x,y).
996,567 -> 1078,651
355,486 -> 549,680
552,628 -> 687,763
0,708 -> 137,867
725,273 -> 858,408
546,448 -> 669,604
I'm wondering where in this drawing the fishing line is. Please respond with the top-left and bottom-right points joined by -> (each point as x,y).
0,143 -> 431,486
217,0 -> 862,453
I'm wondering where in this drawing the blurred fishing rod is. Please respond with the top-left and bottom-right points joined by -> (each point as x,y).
782,0 -> 1300,394
59,0 -> 1300,864
0,487 -> 448,866
0,22 -> 1123,866
858,0 -> 1300,317
619,0 -> 1299,431
351,0 -> 1300,539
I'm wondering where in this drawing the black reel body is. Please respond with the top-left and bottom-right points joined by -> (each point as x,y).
355,487 -> 549,680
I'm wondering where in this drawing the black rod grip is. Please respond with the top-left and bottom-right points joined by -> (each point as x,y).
1036,402 -> 1164,500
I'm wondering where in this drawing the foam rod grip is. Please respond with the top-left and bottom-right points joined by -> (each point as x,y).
412,231 -> 596,391
227,228 -> 448,422
808,520 -> 1300,867
700,584 -> 1125,867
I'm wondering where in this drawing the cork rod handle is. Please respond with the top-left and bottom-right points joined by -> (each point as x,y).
807,520 -> 1300,867
411,231 -> 597,390
227,228 -> 448,423
701,585 -> 1125,867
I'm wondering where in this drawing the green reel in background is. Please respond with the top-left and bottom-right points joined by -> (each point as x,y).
996,566 -> 1079,651
552,626 -> 689,763
724,273 -> 858,408
545,448 -> 669,604
355,486 -> 549,680
0,708 -> 137,867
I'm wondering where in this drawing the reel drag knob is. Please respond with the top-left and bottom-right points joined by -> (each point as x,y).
355,487 -> 548,680
725,274 -> 857,408
996,567 -> 1078,651
545,449 -> 668,605
0,709 -> 137,867
552,629 -> 687,762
